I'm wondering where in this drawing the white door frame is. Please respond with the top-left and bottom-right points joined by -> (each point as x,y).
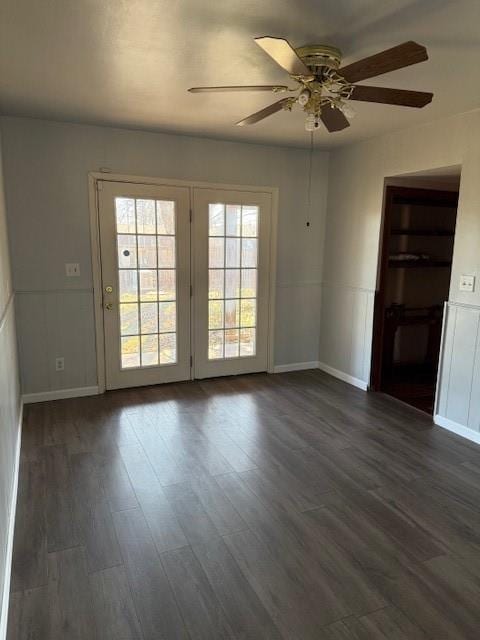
88,172 -> 279,393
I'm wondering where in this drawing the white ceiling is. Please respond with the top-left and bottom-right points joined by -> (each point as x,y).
1,0 -> 480,149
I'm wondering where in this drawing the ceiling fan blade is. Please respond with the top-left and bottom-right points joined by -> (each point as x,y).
254,37 -> 313,77
188,85 -> 289,93
236,97 -> 291,126
350,85 -> 433,107
339,41 -> 428,83
320,106 -> 350,132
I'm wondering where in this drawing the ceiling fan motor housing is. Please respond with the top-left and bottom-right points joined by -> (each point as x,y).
295,44 -> 342,75
294,45 -> 349,120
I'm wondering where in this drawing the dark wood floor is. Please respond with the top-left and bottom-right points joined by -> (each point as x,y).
8,370 -> 480,639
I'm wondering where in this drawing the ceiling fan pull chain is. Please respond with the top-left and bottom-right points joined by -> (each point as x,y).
306,130 -> 314,227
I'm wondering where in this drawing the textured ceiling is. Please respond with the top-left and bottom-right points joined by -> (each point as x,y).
1,0 -> 480,148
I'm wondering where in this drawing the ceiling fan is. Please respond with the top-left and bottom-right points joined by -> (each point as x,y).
188,37 -> 433,132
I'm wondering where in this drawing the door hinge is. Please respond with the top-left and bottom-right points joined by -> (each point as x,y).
189,209 -> 192,222
190,284 -> 193,298
190,355 -> 193,367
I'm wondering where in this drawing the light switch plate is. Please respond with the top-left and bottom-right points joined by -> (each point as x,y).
459,274 -> 475,292
65,263 -> 80,277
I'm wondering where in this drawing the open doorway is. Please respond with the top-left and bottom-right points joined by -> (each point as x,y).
371,168 -> 460,414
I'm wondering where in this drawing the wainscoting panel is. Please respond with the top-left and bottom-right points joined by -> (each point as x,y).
319,283 -> 375,385
436,302 -> 480,433
469,317 -> 480,430
0,298 -> 21,639
15,290 -> 97,394
275,281 -> 322,368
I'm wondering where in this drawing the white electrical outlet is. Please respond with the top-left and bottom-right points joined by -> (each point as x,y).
459,274 -> 475,292
55,357 -> 65,371
65,263 -> 80,277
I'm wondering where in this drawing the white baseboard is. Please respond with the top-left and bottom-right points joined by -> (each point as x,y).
0,400 -> 23,640
273,361 -> 320,374
434,414 -> 480,446
22,385 -> 100,404
317,361 -> 368,391
273,361 -> 369,392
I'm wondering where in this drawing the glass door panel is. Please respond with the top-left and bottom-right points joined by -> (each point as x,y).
207,204 -> 259,360
115,197 -> 177,369
98,181 -> 190,389
193,188 -> 272,378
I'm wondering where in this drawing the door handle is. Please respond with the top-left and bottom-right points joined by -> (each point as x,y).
105,302 -> 113,310
105,286 -> 113,293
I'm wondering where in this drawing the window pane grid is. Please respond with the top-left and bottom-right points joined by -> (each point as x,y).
115,198 -> 177,369
111,232 -> 175,236
121,332 -> 179,338
134,200 -> 142,360
208,203 -> 258,360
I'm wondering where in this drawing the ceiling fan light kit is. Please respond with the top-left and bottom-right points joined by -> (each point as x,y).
188,37 -> 433,134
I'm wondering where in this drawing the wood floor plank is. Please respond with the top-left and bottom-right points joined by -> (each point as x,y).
7,588 -> 50,640
43,445 -> 79,552
89,565 -> 143,640
224,528 -> 342,639
119,443 -> 188,553
163,481 -> 221,546
295,445 -> 380,492
10,460 -> 47,591
318,616 -> 368,640
68,407 -> 139,455
161,545 -> 236,640
192,422 -> 258,473
19,405 -> 45,461
372,480 -> 480,559
9,526 -> 97,637
357,606 -> 428,639
69,452 -> 123,573
223,424 -> 328,488
423,461 -> 480,513
47,546 -> 98,639
346,427 -> 458,482
303,503 -> 414,579
218,473 -> 385,622
193,537 -> 284,639
376,555 -> 480,639
318,607 -> 427,640
113,508 -> 189,640
43,418 -> 81,449
95,450 -> 139,512
130,416 -> 190,486
188,474 -> 247,536
298,448 -> 444,562
238,465 -> 332,515
159,421 -> 235,478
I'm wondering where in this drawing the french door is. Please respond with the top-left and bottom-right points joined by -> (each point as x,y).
97,180 -> 273,390
98,181 -> 191,389
193,188 -> 272,378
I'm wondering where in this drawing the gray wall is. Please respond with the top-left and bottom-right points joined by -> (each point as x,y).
320,109 -> 480,434
0,131 -> 21,632
0,117 -> 329,394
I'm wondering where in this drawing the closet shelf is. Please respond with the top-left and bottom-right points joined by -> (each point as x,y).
390,229 -> 454,237
388,259 -> 452,269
